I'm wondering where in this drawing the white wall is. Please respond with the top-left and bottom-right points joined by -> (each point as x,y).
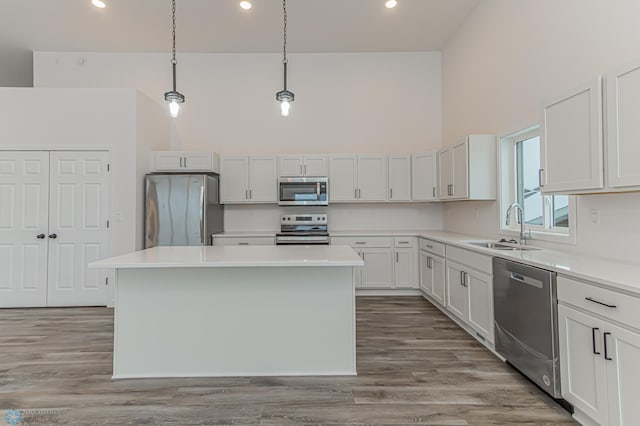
33,51 -> 442,155
441,0 -> 640,263
224,203 -> 443,233
0,88 -> 169,257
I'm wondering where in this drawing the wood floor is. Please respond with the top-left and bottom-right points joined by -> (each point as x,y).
0,297 -> 575,425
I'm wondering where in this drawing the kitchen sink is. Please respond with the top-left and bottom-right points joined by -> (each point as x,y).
464,240 -> 541,251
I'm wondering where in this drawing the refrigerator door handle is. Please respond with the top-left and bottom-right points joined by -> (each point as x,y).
199,183 -> 205,245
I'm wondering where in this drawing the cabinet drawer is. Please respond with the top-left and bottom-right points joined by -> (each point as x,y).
212,237 -> 274,246
419,238 -> 445,257
331,236 -> 393,248
557,276 -> 640,330
446,245 -> 492,275
394,236 -> 416,248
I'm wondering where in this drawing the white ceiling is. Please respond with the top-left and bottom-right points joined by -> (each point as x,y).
0,0 -> 479,54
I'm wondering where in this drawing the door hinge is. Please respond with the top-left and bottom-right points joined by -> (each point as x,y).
106,220 -> 110,228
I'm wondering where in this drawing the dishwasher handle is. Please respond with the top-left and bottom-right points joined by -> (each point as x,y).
510,272 -> 543,289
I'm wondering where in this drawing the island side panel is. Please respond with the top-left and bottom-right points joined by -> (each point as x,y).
113,266 -> 356,378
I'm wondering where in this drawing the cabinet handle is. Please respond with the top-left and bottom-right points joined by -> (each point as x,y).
604,332 -> 613,361
238,242 -> 249,246
390,188 -> 393,199
538,169 -> 544,188
396,252 -> 399,262
300,164 -> 303,175
358,188 -> 361,199
591,327 -> 601,355
245,189 -> 248,200
179,157 -> 183,168
585,297 -> 617,309
304,164 -> 307,175
36,233 -> 46,239
355,188 -> 358,199
425,244 -> 433,249
48,233 -> 58,239
460,271 -> 465,286
355,241 -> 366,245
427,256 -> 432,269
183,157 -> 187,168
249,189 -> 252,199
432,186 -> 436,198
362,252 -> 365,261
398,241 -> 409,244
464,272 -> 468,287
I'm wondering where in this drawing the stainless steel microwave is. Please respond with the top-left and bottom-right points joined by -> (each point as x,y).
278,177 -> 328,206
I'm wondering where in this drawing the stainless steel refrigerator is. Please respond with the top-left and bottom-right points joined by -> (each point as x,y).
144,174 -> 224,248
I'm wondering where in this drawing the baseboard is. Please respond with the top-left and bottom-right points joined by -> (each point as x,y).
356,289 -> 423,296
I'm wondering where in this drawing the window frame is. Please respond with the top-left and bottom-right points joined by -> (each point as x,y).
499,126 -> 576,244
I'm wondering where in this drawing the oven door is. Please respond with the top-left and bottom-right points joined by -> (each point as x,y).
278,177 -> 328,206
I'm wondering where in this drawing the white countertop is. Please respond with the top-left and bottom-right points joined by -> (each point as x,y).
90,245 -> 364,269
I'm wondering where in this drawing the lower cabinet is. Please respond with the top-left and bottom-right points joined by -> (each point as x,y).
420,250 -> 446,306
558,275 -> 640,426
359,248 -> 394,288
444,246 -> 494,343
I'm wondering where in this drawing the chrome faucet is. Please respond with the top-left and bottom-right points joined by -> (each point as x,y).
505,202 -> 527,245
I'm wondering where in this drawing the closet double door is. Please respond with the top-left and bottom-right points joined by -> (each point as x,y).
0,151 -> 109,307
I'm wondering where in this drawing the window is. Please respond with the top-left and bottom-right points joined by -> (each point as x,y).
501,127 -> 575,242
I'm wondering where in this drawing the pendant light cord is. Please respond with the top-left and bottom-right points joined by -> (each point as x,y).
171,0 -> 177,91
282,0 -> 288,89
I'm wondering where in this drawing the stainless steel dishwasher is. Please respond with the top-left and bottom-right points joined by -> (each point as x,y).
493,257 -> 561,398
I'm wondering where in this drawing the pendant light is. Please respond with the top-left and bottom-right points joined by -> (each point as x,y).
275,0 -> 294,117
164,0 -> 185,118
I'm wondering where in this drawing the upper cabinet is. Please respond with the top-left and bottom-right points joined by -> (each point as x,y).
412,152 -> 438,201
541,77 -> 604,193
152,151 -> 218,172
438,135 -> 496,201
219,155 -> 277,204
329,155 -> 387,202
278,155 -> 328,177
388,155 -> 412,201
607,63 -> 640,189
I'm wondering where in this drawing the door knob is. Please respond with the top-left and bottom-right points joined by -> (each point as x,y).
36,234 -> 46,239
48,233 -> 57,239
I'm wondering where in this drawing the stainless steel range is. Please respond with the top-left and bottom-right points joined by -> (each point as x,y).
275,214 -> 329,245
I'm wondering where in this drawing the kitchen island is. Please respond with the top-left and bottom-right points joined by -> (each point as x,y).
90,245 -> 363,379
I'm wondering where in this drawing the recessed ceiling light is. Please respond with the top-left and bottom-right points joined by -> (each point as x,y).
385,0 -> 397,9
91,0 -> 106,8
240,1 -> 252,10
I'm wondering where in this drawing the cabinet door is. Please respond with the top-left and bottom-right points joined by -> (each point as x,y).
329,156 -> 358,201
419,251 -> 432,295
412,152 -> 437,201
220,156 -> 249,203
558,305 -> 608,425
394,248 -> 414,288
0,151 -> 50,307
438,148 -> 452,199
279,156 -> 304,177
354,249 -> 364,289
153,151 -> 183,171
607,64 -> 640,189
303,155 -> 327,177
605,322 -> 640,426
451,140 -> 469,199
182,152 -> 213,171
446,260 -> 468,321
467,269 -> 494,343
542,77 -> 604,193
361,248 -> 393,289
248,156 -> 277,202
388,155 -> 411,201
358,155 -> 387,201
431,255 -> 446,307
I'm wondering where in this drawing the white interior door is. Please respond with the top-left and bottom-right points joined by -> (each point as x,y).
0,151 -> 50,307
47,151 -> 109,306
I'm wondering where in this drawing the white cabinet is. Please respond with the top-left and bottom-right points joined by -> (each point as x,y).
557,275 -> 640,426
607,63 -> 640,189
388,155 -> 411,201
152,151 -> 217,172
361,248 -> 394,289
212,236 -> 274,246
220,156 -> 277,204
438,135 -> 496,201
444,245 -> 494,343
329,155 -> 387,202
412,152 -> 438,201
419,238 -> 446,306
541,77 -> 604,193
278,155 -> 327,177
393,237 -> 417,289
